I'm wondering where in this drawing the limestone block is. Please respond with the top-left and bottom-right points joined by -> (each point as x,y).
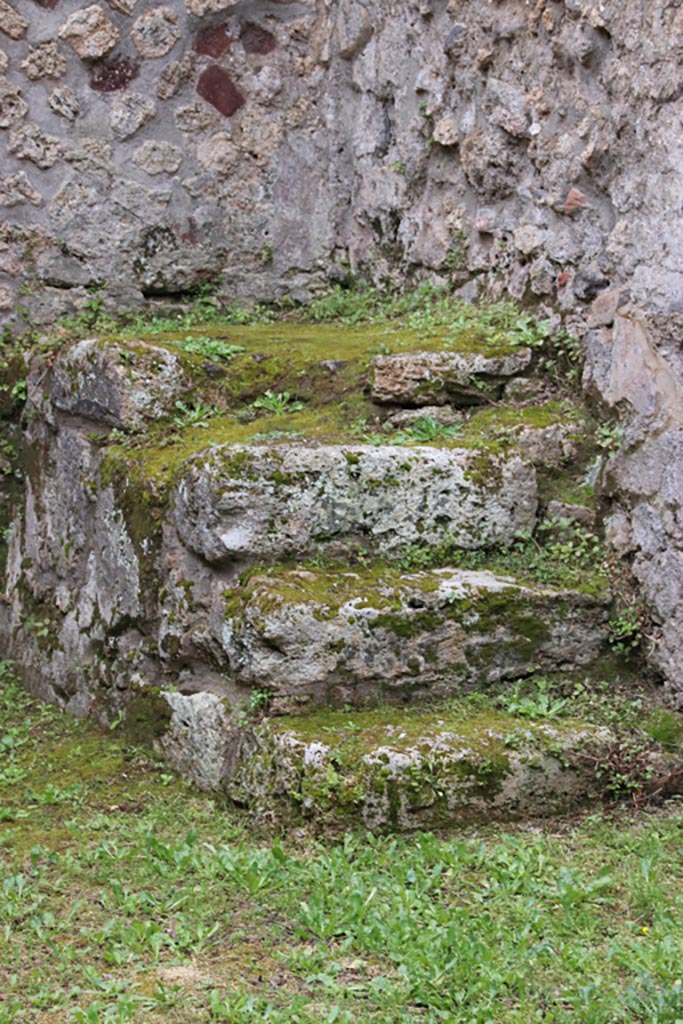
175,101 -> 216,133
173,442 -> 538,564
219,567 -> 609,711
225,712 -> 615,829
185,0 -> 238,15
59,6 -> 120,60
156,54 -> 195,100
106,0 -> 140,13
159,692 -> 233,792
47,339 -> 188,429
433,113 -> 459,147
371,349 -> 533,406
197,132 -> 239,175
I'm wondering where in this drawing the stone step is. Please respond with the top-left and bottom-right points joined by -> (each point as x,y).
215,567 -> 609,714
161,700 -> 616,831
173,443 -> 538,565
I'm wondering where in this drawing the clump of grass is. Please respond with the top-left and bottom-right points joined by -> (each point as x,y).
305,281 -> 551,347
172,336 -> 245,362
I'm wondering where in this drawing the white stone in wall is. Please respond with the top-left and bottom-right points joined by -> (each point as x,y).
0,75 -> 27,127
8,123 -> 61,169
0,171 -> 43,207
157,54 -> 195,100
111,92 -> 157,139
106,0 -> 140,13
197,132 -> 239,176
433,113 -> 459,147
0,284 -> 14,309
0,48 -> 9,72
21,42 -> 67,81
133,139 -> 183,175
58,6 -> 120,60
185,0 -> 238,15
131,7 -> 180,58
0,0 -> 27,40
63,137 -> 112,172
49,85 -> 80,121
49,180 -> 100,228
175,102 -> 216,133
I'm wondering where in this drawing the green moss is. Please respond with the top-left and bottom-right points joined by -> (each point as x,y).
463,452 -> 504,491
124,688 -> 173,747
369,610 -> 442,638
642,709 -> 683,750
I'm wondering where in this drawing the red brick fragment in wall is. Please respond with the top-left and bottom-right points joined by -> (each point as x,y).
196,65 -> 245,117
194,24 -> 232,58
240,23 -> 276,55
90,57 -> 140,92
565,188 -> 589,215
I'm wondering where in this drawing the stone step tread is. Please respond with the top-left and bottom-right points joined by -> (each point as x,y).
200,567 -> 610,715
125,398 -> 583,473
211,702 -> 616,831
46,326 -> 538,433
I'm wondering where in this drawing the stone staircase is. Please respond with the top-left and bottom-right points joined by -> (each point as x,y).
3,318 -> 635,829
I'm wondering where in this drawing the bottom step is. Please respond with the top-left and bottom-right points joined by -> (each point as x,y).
211,704 -> 613,831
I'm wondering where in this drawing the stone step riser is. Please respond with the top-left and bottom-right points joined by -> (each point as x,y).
218,568 -> 609,714
174,444 -> 538,565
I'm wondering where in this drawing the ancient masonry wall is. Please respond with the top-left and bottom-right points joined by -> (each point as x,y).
0,0 -> 682,328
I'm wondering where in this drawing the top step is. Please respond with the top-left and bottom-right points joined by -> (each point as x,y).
46,326 -> 535,430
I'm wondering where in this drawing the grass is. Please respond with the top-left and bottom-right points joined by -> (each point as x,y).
3,668 -> 683,1023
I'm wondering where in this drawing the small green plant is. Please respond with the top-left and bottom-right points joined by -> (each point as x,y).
248,689 -> 272,716
174,337 -> 245,362
10,379 -> 26,404
251,391 -> 303,415
543,328 -> 584,385
595,422 -> 625,452
395,414 -> 463,444
497,678 -> 569,720
365,415 -> 464,447
443,228 -> 469,273
172,400 -> 218,429
608,605 -> 644,655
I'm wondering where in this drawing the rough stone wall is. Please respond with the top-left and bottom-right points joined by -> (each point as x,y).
0,0 -> 682,328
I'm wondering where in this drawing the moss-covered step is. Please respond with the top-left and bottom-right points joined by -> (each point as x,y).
173,443 -> 537,565
218,704 -> 615,831
371,349 -> 532,406
217,568 -> 609,713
